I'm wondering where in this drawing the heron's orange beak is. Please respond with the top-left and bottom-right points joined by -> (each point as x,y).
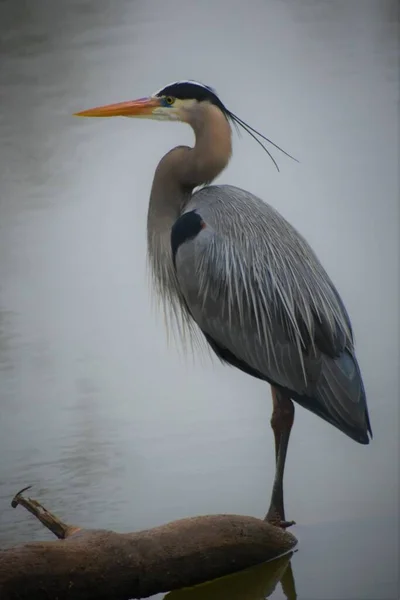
74,96 -> 163,118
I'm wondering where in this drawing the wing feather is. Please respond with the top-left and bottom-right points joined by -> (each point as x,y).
173,184 -> 371,442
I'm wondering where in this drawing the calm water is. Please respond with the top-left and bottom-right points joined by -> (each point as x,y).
0,0 -> 399,598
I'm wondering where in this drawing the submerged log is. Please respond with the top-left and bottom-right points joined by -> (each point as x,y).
0,487 -> 297,600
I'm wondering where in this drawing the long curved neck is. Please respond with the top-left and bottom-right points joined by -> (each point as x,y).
146,102 -> 232,317
148,103 -> 232,232
180,102 -> 233,188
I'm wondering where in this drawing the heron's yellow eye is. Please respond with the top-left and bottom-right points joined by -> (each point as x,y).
165,96 -> 175,105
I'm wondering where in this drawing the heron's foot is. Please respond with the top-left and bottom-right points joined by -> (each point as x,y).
265,507 -> 296,529
273,518 -> 296,529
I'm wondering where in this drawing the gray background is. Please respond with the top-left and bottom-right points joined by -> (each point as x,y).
0,1 -> 398,598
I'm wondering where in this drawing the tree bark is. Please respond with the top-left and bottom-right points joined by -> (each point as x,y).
0,487 -> 297,600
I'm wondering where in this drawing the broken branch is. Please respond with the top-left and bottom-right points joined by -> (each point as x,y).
11,486 -> 80,539
1,487 -> 297,600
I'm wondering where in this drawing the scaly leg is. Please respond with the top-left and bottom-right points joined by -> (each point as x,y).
270,387 -> 282,464
265,387 -> 295,529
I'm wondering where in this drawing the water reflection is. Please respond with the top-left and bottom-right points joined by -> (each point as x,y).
0,0 -> 399,598
165,554 -> 296,600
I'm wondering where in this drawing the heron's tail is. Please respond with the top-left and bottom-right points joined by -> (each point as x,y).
296,350 -> 372,444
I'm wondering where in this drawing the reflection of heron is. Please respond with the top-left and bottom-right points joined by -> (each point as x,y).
165,552 -> 296,600
76,80 -> 372,527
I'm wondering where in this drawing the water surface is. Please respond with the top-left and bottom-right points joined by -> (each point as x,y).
0,1 -> 398,598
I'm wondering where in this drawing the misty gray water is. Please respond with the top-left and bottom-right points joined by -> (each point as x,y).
0,1 -> 399,598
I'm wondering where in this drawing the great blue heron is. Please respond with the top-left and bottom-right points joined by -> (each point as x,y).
76,80 -> 372,528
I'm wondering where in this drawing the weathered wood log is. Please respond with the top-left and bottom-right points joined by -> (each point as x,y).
0,487 -> 297,600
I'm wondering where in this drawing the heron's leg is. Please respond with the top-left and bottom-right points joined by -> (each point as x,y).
270,387 -> 282,464
265,387 -> 295,529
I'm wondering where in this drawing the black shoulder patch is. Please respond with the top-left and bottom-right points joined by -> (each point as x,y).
171,211 -> 205,268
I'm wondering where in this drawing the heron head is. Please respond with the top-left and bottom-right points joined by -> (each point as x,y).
74,80 -> 226,123
75,80 -> 297,171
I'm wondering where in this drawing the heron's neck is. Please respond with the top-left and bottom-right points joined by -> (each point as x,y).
146,104 -> 231,310
147,103 -> 232,237
146,150 -> 190,311
181,102 -> 232,188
